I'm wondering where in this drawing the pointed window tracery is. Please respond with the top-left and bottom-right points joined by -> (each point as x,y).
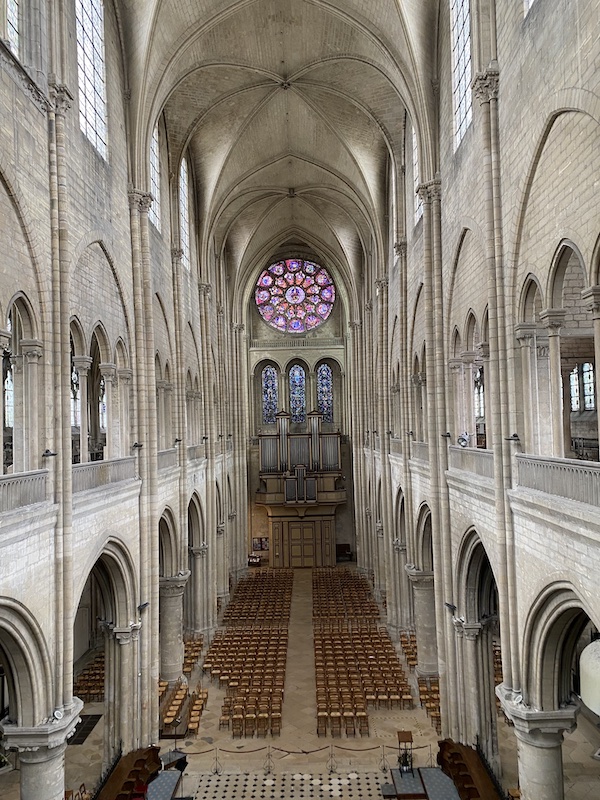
317,364 -> 333,423
255,259 -> 335,333
262,366 -> 278,424
289,364 -> 306,423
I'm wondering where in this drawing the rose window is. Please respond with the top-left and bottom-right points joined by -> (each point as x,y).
255,259 -> 335,333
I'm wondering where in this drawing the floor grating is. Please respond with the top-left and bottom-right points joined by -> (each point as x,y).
68,714 -> 102,745
193,771 -> 385,799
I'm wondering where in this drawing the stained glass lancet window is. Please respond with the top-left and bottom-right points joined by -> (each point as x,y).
262,366 -> 278,424
317,364 -> 333,423
289,365 -> 306,423
255,259 -> 335,333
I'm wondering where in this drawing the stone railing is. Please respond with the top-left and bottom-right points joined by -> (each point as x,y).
448,446 -> 494,479
389,437 -> 403,456
410,441 -> 429,462
516,454 -> 600,507
0,469 -> 48,512
72,457 -> 136,493
187,444 -> 206,461
158,448 -> 178,470
250,337 -> 344,349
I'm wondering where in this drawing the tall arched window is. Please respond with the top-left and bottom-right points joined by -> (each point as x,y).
450,0 -> 472,147
412,125 -> 423,222
179,156 -> 190,269
75,0 -> 108,159
289,364 -> 306,423
6,0 -> 20,56
262,366 -> 278,424
148,123 -> 161,230
317,364 -> 333,423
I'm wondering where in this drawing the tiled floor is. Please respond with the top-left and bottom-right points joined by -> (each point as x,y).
2,568 -> 600,798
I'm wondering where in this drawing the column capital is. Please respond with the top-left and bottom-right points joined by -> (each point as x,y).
190,543 -> 209,558
461,349 -> 477,365
21,339 -> 43,362
118,367 -> 133,383
171,248 -> 184,263
581,285 -> 600,318
448,358 -> 463,373
0,698 -> 83,752
540,308 -> 566,332
99,362 -> 117,380
405,564 -> 434,585
73,355 -> 93,373
199,283 -> 212,297
514,322 -> 537,344
495,685 -> 578,745
159,572 -> 190,596
416,183 -> 431,205
375,277 -> 389,291
462,622 -> 483,641
472,67 -> 500,105
231,322 -> 245,332
394,238 -> 407,257
113,623 -> 141,645
476,341 -> 490,361
49,82 -> 74,116
350,320 -> 362,331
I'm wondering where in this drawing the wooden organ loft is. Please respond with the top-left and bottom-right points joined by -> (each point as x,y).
256,410 -> 347,568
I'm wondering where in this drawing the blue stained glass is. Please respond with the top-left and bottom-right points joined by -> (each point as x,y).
255,259 -> 335,333
289,365 -> 306,422
262,366 -> 278,424
317,364 -> 334,423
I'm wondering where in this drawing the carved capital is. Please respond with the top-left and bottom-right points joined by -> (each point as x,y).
159,572 -> 190,596
375,277 -> 388,291
394,238 -> 407,258
99,362 -> 117,381
171,248 -> 184,263
138,193 -> 153,213
49,83 -> 73,115
118,367 -> 133,384
199,284 -> 212,297
476,341 -> 490,361
416,183 -> 430,205
472,69 -> 499,105
514,323 -> 537,345
540,308 -> 566,333
463,622 -> 482,641
73,355 -> 93,374
581,285 -> 600,319
495,684 -> 578,746
427,179 -> 441,203
21,339 -> 43,362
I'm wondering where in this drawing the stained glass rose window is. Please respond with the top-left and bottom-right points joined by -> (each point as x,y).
255,259 -> 335,333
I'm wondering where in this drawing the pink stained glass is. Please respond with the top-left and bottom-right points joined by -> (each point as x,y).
255,259 -> 335,333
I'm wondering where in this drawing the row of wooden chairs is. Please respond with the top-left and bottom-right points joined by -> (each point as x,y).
317,708 -> 369,737
222,570 -> 294,625
312,569 -> 381,619
64,783 -> 90,800
418,676 -> 441,734
400,630 -> 418,671
74,653 -> 105,702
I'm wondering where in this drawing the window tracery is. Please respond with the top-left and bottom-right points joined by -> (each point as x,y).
289,364 -> 306,422
262,366 -> 278,424
255,259 -> 335,333
317,364 -> 333,423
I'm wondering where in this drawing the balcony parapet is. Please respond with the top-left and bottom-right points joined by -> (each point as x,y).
73,457 -> 136,493
448,446 -> 494,479
0,469 -> 48,512
158,448 -> 178,470
516,454 -> 600,507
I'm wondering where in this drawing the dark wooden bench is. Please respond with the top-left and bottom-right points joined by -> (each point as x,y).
336,543 -> 353,561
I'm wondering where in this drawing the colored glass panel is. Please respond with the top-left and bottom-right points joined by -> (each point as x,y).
262,366 -> 278,424
317,364 -> 333,423
289,365 -> 306,422
255,259 -> 335,333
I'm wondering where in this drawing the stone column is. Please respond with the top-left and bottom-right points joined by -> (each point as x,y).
99,363 -> 116,460
73,356 -> 92,462
406,566 -> 438,675
463,623 -> 483,745
540,309 -> 566,458
22,339 -> 42,470
11,353 -> 24,471
159,573 -> 189,682
118,368 -> 132,456
0,700 -> 83,800
156,379 -> 166,450
113,624 -> 139,753
497,687 -> 578,800
460,351 -> 477,443
453,619 -> 467,738
515,325 -> 536,452
189,544 -> 209,633
582,286 -> 600,449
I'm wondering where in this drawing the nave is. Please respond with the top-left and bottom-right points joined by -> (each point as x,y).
4,570 -> 600,800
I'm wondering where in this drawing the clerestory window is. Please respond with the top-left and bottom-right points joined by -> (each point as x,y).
179,156 -> 190,269
75,0 -> 108,159
148,124 -> 161,231
450,0 -> 472,148
6,0 -> 20,56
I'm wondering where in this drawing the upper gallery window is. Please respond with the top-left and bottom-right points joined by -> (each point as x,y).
570,363 -> 596,412
148,124 -> 161,231
255,259 -> 335,334
75,0 -> 108,159
179,156 -> 190,269
450,0 -> 472,147
412,125 -> 423,222
289,364 -> 306,423
317,364 -> 334,423
262,366 -> 278,424
6,0 -> 20,56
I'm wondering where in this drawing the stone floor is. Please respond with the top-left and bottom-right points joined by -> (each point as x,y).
2,568 -> 600,798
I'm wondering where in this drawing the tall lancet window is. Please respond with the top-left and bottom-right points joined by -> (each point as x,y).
75,0 -> 108,158
317,364 -> 333,423
148,123 -> 161,230
450,0 -> 472,147
289,364 -> 306,423
7,0 -> 20,55
412,125 -> 423,222
262,366 -> 278,424
179,156 -> 190,269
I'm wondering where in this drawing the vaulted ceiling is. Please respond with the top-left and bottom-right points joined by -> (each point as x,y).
120,0 -> 439,303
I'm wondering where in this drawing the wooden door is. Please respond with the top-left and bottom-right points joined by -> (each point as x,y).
288,521 -> 315,567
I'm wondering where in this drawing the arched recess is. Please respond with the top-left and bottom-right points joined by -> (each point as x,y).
455,531 -> 501,767
72,540 -> 139,761
392,489 -> 411,630
0,598 -> 53,728
185,494 -> 208,634
4,294 -> 42,474
406,504 -> 437,676
158,510 -> 177,578
522,582 -> 596,712
255,359 -> 281,432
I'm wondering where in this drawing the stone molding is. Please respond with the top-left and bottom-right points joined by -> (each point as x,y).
394,238 -> 407,257
0,48 -> 53,113
0,698 -> 83,752
514,323 -> 537,344
540,308 -> 566,332
472,68 -> 500,105
495,684 -> 578,746
159,573 -> 190,596
582,285 -> 600,318
405,564 -> 434,585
